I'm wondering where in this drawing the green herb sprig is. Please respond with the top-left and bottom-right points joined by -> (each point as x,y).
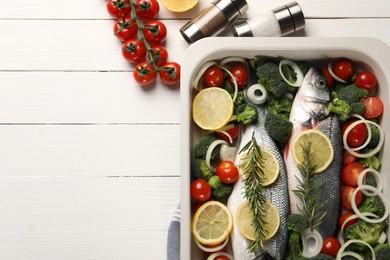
293,142 -> 327,230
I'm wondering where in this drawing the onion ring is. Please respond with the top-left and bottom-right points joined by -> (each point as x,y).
192,61 -> 217,91
301,229 -> 323,258
328,62 -> 348,83
205,140 -> 228,171
358,168 -> 383,196
218,66 -> 238,102
279,59 -> 304,87
246,84 -> 268,105
336,239 -> 375,260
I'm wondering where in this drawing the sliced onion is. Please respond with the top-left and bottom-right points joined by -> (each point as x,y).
192,61 -> 217,91
220,144 -> 237,162
358,168 -> 383,195
301,229 -> 323,258
279,59 -> 304,87
219,56 -> 246,67
195,236 -> 229,253
336,239 -> 375,260
207,251 -> 233,260
214,130 -> 233,144
219,124 -> 235,132
378,231 -> 387,244
246,84 -> 268,105
345,114 -> 372,152
328,62 -> 348,83
343,119 -> 385,158
341,212 -> 378,237
206,140 -> 228,171
351,185 -> 389,223
218,66 -> 238,102
341,252 -> 365,260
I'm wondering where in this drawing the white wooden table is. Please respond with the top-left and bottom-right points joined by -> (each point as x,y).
0,0 -> 389,259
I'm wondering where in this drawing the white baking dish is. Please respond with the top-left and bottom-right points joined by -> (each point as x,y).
180,37 -> 390,260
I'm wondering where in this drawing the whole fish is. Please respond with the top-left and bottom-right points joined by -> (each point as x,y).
227,104 -> 289,260
284,67 -> 342,239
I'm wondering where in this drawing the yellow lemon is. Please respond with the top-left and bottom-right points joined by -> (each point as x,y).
160,0 -> 198,13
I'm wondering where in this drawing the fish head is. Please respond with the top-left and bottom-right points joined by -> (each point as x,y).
299,67 -> 330,104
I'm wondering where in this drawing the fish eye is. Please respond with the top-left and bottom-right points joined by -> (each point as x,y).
316,78 -> 327,88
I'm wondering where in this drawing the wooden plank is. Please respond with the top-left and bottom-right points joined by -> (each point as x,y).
1,19 -> 390,71
0,125 -> 180,177
0,0 -> 389,19
0,72 -> 180,123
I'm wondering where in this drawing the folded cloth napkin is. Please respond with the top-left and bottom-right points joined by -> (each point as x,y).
167,204 -> 181,260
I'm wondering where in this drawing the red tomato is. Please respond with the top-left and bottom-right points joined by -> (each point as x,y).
228,64 -> 248,90
159,62 -> 181,87
342,149 -> 358,164
133,61 -> 157,88
113,17 -> 138,42
332,59 -> 354,82
217,126 -> 240,143
203,66 -> 224,88
142,20 -> 167,45
135,0 -> 160,20
214,256 -> 230,260
122,39 -> 147,63
216,161 -> 239,184
362,97 -> 384,119
149,45 -> 168,67
190,179 -> 211,202
342,121 -> 367,148
321,237 -> 341,257
341,186 -> 362,210
320,67 -> 334,88
355,71 -> 378,91
339,212 -> 359,233
106,0 -> 131,19
342,162 -> 366,187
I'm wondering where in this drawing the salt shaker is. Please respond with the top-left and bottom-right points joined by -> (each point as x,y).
232,1 -> 305,37
180,0 -> 248,44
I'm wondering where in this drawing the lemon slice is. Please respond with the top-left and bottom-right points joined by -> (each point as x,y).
291,129 -> 334,173
236,201 -> 280,241
239,149 -> 280,186
160,0 -> 198,12
192,201 -> 233,246
192,87 -> 234,130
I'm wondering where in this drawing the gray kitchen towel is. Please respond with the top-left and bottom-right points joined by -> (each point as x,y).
167,204 -> 181,260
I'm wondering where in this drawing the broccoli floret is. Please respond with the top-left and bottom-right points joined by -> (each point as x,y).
268,98 -> 293,120
310,253 -> 335,260
358,195 -> 385,217
237,104 -> 258,125
367,124 -> 380,148
264,112 -> 293,144
345,220 -> 387,246
287,214 -> 308,232
208,175 -> 221,189
350,102 -> 366,116
194,134 -> 219,160
365,175 -> 377,187
338,84 -> 369,104
257,62 -> 288,99
360,155 -> 382,170
212,183 -> 233,200
191,159 -> 214,180
234,90 -> 246,114
374,243 -> 390,260
328,99 -> 351,121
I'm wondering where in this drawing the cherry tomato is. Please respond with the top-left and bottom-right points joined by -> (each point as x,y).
190,179 -> 211,202
342,120 -> 367,148
341,186 -> 362,210
135,0 -> 160,20
106,0 -> 131,19
159,62 -> 181,87
122,39 -> 147,63
216,161 -> 239,184
320,67 -> 334,88
332,59 -> 354,82
113,17 -> 138,42
339,212 -> 359,233
133,61 -> 157,88
321,237 -> 341,257
149,45 -> 168,67
217,126 -> 240,143
342,149 -> 358,164
228,64 -> 248,90
142,20 -> 167,45
362,97 -> 384,119
342,161 -> 366,187
203,66 -> 224,88
355,71 -> 377,91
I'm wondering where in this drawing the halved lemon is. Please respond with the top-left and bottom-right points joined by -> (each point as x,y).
160,0 -> 198,12
236,201 -> 280,241
192,87 -> 234,130
192,201 -> 233,246
239,149 -> 280,186
291,129 -> 334,173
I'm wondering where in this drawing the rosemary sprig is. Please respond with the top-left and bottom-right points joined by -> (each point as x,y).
293,142 -> 327,230
239,133 -> 268,253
